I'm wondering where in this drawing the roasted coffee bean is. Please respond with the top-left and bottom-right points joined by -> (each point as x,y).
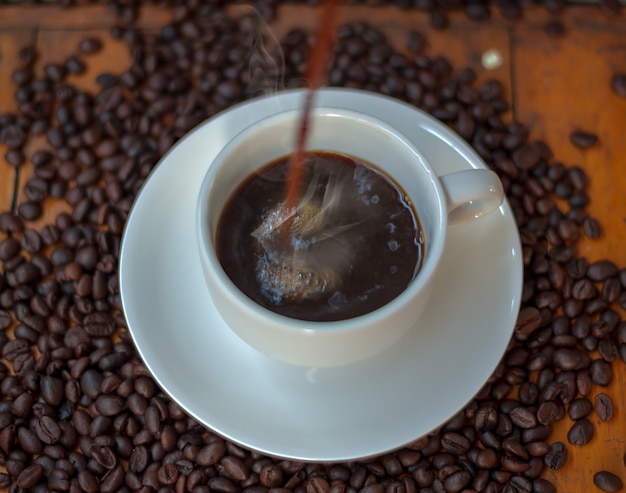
16,463 -> 44,489
568,398 -> 592,420
405,31 -> 426,53
589,359 -> 613,386
91,443 -> 117,469
593,471 -> 624,492
0,212 -> 23,233
36,415 -> 62,444
100,463 -> 124,493
583,216 -> 602,238
544,442 -> 568,469
441,432 -> 471,455
502,439 -> 528,460
17,201 -> 43,220
260,464 -> 284,487
221,455 -> 250,481
65,55 -> 86,75
41,375 -> 64,406
594,393 -> 614,422
0,310 -> 12,330
567,419 -> 594,445
17,427 -> 43,455
587,260 -> 618,281
77,469 -> 99,492
552,348 -> 587,370
512,144 -> 542,170
443,470 -> 471,493
536,402 -> 563,425
1,124 -> 26,148
0,237 -> 20,261
157,462 -> 179,485
508,407 -> 537,429
569,130 -> 599,149
598,338 -> 619,363
611,74 -> 626,98
533,478 -> 556,493
0,472 -> 10,489
95,394 -> 124,416
128,444 -> 149,473
79,37 -> 103,54
84,312 -> 116,336
514,307 -> 541,340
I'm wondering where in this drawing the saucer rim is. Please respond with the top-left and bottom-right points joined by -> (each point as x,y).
119,88 -> 523,462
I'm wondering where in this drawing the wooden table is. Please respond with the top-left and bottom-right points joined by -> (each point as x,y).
0,3 -> 625,491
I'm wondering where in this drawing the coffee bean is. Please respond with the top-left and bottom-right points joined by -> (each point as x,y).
100,463 -> 125,493
259,464 -> 283,487
1,124 -> 26,148
17,201 -> 43,221
79,37 -> 103,54
84,312 -> 116,336
589,359 -> 613,386
36,415 -> 62,444
552,348 -> 587,370
156,462 -> 179,485
594,393 -> 614,422
569,130 -> 599,149
17,426 -> 43,454
536,402 -> 563,425
567,419 -> 594,446
533,478 -> 556,493
568,398 -> 592,420
16,462 -> 44,488
95,394 -> 124,416
0,472 -> 10,489
512,144 -> 542,170
0,237 -> 21,261
610,74 -> 626,98
41,375 -> 64,406
594,471 -> 624,492
514,307 -> 542,340
0,309 -> 12,330
77,469 -> 99,492
544,442 -> 567,469
0,212 -> 23,233
221,455 -> 250,481
586,260 -> 617,281
508,407 -> 537,429
65,55 -> 86,75
443,470 -> 471,493
441,432 -> 471,455
92,443 -> 117,469
404,30 -> 426,54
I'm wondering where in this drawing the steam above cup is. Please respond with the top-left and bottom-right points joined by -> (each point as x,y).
196,105 -> 503,367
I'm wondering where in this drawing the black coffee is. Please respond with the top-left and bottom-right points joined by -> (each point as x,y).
216,151 -> 425,321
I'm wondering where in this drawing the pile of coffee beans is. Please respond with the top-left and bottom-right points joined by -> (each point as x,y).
0,1 -> 625,492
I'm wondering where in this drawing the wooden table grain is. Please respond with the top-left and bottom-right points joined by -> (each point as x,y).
0,4 -> 625,491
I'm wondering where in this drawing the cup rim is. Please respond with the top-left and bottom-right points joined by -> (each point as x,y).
196,106 -> 448,331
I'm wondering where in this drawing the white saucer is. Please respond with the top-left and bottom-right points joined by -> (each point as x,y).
119,88 -> 523,462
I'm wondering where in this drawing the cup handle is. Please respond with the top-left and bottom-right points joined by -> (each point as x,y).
439,169 -> 504,227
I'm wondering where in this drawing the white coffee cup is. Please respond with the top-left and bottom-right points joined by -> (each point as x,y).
196,106 -> 503,367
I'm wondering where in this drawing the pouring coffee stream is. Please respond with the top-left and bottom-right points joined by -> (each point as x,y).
252,0 -> 344,303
